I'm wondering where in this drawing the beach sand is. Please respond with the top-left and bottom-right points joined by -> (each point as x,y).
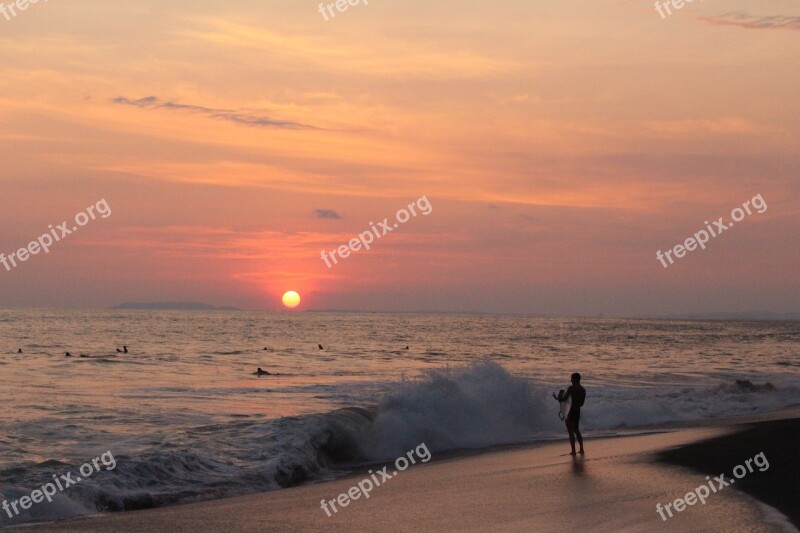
23,412 -> 800,532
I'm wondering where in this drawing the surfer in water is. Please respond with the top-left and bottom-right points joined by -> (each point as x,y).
552,372 -> 586,456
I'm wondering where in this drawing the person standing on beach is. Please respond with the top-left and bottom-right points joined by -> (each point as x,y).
554,372 -> 586,455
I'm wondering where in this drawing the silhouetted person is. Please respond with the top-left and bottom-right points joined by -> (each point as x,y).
318,344 -> 323,350
553,372 -> 586,455
254,367 -> 271,376
65,352 -> 72,357
17,348 -> 22,354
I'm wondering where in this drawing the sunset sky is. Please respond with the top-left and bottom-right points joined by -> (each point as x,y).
0,0 -> 798,314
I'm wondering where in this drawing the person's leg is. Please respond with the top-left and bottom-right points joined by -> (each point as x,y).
575,417 -> 584,453
566,419 -> 576,455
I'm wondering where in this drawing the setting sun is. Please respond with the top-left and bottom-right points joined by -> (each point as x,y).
281,291 -> 301,309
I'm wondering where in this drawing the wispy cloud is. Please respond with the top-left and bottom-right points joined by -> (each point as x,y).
642,118 -> 761,137
699,12 -> 800,31
179,19 -> 518,80
112,96 -> 321,130
313,209 -> 342,219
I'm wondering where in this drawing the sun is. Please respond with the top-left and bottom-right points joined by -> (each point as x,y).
281,291 -> 301,309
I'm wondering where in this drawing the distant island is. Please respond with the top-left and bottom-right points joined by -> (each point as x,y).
112,302 -> 240,311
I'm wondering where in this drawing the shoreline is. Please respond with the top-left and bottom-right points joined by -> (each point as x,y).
16,407 -> 800,532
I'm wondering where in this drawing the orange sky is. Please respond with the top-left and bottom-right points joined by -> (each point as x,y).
0,0 -> 798,314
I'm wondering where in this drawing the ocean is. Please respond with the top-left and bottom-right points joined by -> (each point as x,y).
1,310 -> 798,526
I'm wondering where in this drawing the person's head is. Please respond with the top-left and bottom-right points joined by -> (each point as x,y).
571,372 -> 581,385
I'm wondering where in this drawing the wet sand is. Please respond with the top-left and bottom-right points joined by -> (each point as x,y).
21,412 -> 800,532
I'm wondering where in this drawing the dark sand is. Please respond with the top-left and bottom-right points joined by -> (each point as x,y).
658,417 -> 799,528
19,423 -> 799,532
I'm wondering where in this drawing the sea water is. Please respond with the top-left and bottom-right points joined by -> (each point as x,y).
0,310 -> 798,525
